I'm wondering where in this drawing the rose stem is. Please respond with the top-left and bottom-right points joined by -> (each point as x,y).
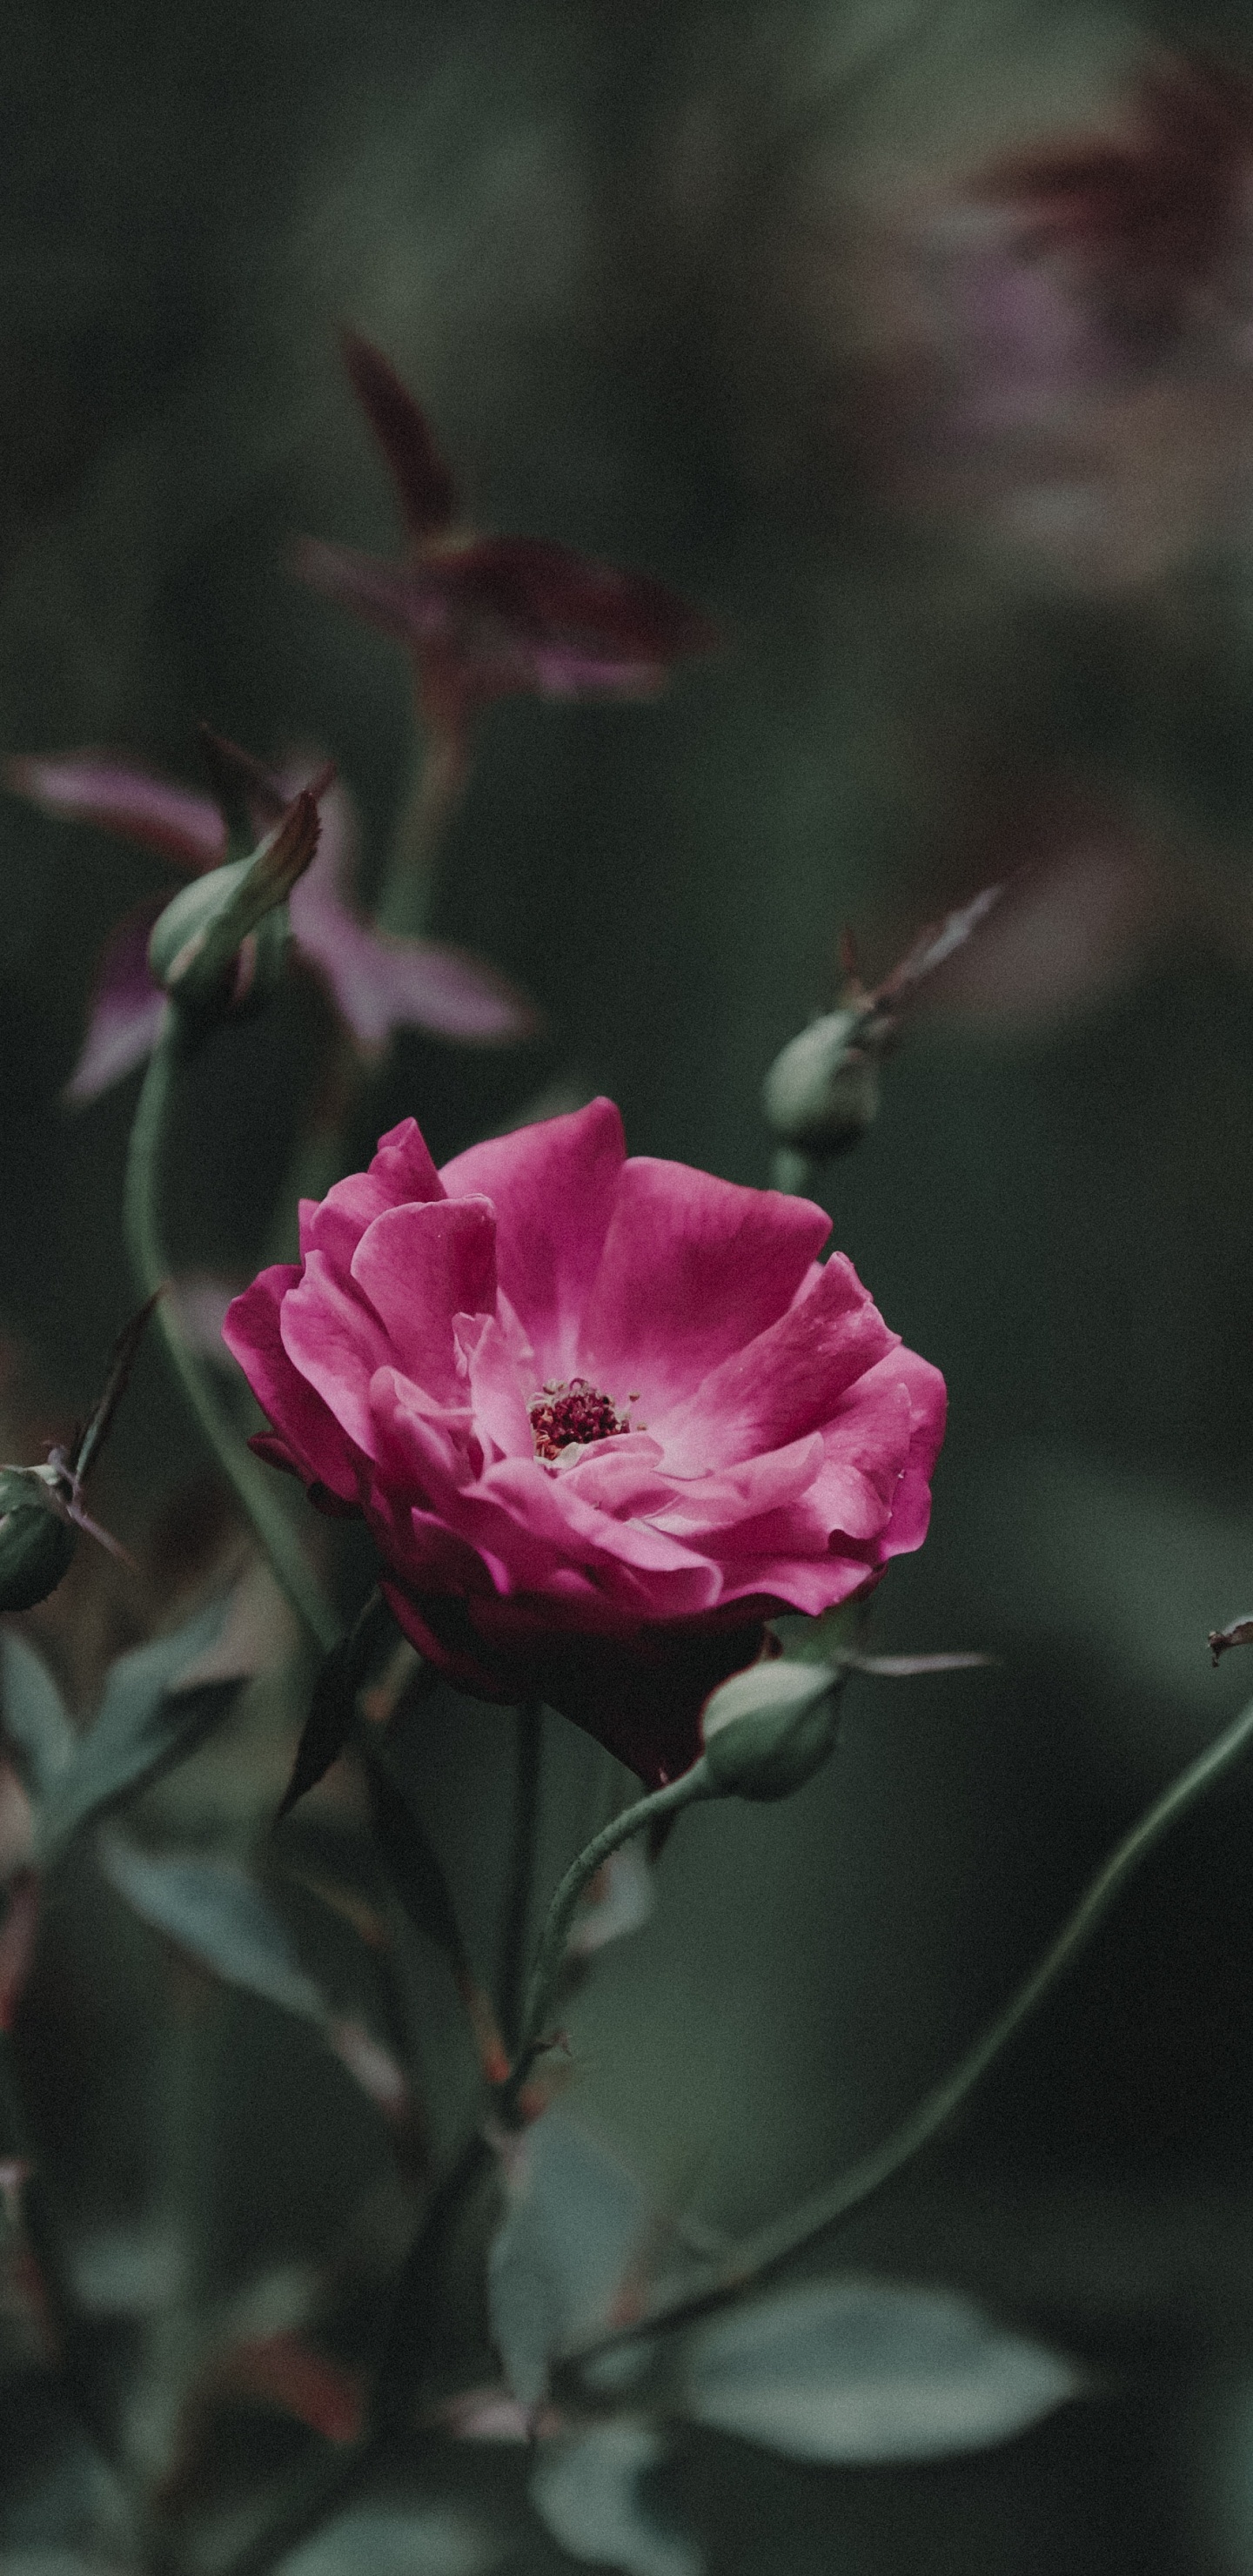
124,1007 -> 341,1659
496,1755 -> 718,2124
211,2132 -> 495,2576
261,720 -> 471,1265
212,1761 -> 718,2576
0,2028 -> 149,2553
498,1701 -> 544,2053
560,1686 -> 1253,2373
372,718 -> 468,938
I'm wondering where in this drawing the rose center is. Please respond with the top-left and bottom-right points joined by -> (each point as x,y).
529,1378 -> 633,1461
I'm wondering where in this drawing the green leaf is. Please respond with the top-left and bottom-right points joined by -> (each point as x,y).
276,1591 -> 394,1822
0,1629 -> 77,1798
97,1830 -> 325,2023
677,2277 -> 1081,2463
70,1291 -> 160,1482
37,1593 -> 246,1866
530,2425 -> 698,2576
99,1832 -> 415,2133
490,2113 -> 649,2408
275,2499 -> 503,2576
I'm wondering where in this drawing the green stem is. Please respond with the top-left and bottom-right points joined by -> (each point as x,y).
561,1690 -> 1253,2371
258,723 -> 469,1265
373,724 -> 468,938
213,2130 -> 495,2576
497,1756 -> 716,2123
260,1025 -> 359,1268
123,1008 -> 341,1659
0,2029 -> 148,2551
498,1701 -> 544,2054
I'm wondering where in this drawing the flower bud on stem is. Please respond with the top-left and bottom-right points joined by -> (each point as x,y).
127,786 -> 336,1648
0,1297 -> 157,1612
149,790 -> 320,1021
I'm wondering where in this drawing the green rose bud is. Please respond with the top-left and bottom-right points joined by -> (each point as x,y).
0,1468 -> 77,1613
149,788 -> 318,1016
700,1656 -> 845,1801
761,1007 -> 881,1159
149,861 -> 289,1015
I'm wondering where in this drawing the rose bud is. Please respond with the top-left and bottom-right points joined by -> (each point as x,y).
761,1004 -> 881,1159
148,861 -> 289,1016
0,1301 -> 156,1613
0,1468 -> 78,1613
148,790 -> 319,1019
700,1656 -> 846,1801
764,889 -> 1004,1184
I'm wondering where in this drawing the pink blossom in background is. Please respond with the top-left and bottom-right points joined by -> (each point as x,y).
5,745 -> 539,1099
224,1101 -> 945,1786
935,56 -> 1253,432
891,52 -> 1253,586
296,332 -> 718,745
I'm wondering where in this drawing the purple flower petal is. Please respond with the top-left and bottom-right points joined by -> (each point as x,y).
7,751 -> 225,872
288,775 -> 539,1049
342,330 -> 459,540
64,901 -> 168,1103
448,533 -> 720,665
293,533 -> 717,704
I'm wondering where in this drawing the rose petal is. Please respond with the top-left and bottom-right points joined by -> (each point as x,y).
461,1312 -> 540,1463
647,1433 -> 828,1540
350,1197 -> 497,1400
385,1586 -> 765,1785
293,535 -> 716,704
291,873 -> 538,1048
436,534 -> 719,668
656,1252 -> 898,1472
342,330 -> 459,540
222,1266 -> 364,1504
440,1099 -> 626,1378
579,1160 -> 831,1412
298,1117 -> 445,1271
278,1250 -> 397,1462
64,901 -> 168,1102
8,749 -> 224,869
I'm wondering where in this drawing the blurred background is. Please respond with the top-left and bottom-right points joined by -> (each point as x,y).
8,0 -> 1253,2565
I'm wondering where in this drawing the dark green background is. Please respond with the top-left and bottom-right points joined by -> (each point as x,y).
6,3 -> 1253,2566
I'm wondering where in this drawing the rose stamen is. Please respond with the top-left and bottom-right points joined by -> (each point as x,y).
529,1379 -> 633,1461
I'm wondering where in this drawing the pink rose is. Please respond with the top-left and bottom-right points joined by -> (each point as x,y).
223,1102 -> 946,1786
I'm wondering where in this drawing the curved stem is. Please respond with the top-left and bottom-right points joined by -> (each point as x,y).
563,1690 -> 1253,2367
124,1008 -> 341,1659
498,1701 -> 544,2054
497,1756 -> 715,2123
